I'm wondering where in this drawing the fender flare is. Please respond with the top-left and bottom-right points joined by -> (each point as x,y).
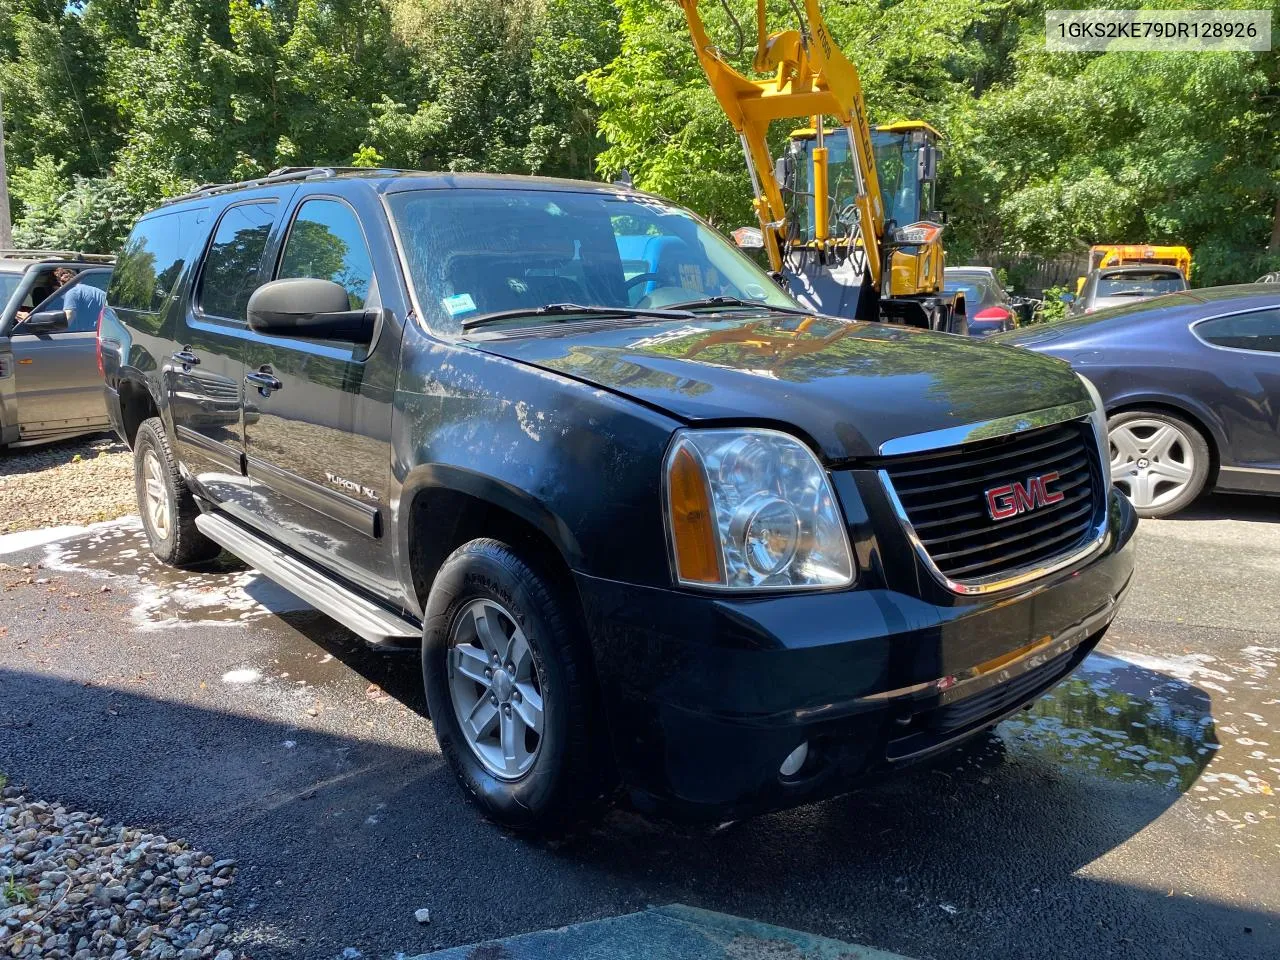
1104,389 -> 1228,464
395,462 -> 585,610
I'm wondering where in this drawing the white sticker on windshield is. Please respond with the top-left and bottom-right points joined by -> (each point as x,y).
442,293 -> 477,317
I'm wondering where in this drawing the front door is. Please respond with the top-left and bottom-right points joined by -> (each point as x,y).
1193,307 -> 1280,476
241,192 -> 402,596
11,269 -> 113,436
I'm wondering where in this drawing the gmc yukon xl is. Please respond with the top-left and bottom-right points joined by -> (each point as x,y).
100,167 -> 1137,829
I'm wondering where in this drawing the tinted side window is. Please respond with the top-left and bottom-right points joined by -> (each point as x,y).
109,209 -> 206,313
1196,309 -> 1280,354
199,202 -> 278,321
277,199 -> 374,309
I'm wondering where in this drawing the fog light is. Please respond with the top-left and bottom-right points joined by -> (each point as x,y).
779,741 -> 809,778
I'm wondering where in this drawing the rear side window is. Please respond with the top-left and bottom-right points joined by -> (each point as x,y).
199,202 -> 278,321
277,199 -> 374,309
1195,309 -> 1280,354
110,208 -> 207,313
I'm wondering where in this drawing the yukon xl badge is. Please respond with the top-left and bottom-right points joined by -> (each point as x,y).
985,471 -> 1065,521
325,472 -> 378,501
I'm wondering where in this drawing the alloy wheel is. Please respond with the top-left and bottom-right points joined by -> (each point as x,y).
1109,417 -> 1196,511
447,598 -> 545,780
142,449 -> 172,541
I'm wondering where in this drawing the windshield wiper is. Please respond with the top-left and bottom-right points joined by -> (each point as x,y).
662,296 -> 814,316
461,302 -> 695,331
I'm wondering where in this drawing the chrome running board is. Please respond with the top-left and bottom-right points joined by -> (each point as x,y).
195,512 -> 419,646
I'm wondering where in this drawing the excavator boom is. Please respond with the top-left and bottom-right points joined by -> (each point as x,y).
676,0 -> 884,285
676,0 -> 960,331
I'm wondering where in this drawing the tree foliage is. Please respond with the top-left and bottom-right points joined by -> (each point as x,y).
0,0 -> 1276,286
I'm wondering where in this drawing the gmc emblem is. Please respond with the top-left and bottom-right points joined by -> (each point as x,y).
985,472 -> 1065,521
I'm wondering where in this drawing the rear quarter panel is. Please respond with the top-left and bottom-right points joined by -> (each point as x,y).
1058,313 -> 1271,479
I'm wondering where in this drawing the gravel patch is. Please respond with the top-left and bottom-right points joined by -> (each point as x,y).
0,783 -> 239,960
0,435 -> 135,534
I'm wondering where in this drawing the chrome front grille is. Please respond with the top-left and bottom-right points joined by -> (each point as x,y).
879,418 -> 1104,591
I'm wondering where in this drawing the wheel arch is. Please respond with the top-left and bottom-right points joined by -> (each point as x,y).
1105,396 -> 1221,486
116,374 -> 162,448
399,465 -> 584,620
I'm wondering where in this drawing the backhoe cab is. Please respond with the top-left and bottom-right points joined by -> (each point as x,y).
677,0 -> 963,332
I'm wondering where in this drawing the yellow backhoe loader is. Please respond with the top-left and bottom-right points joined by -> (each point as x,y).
677,0 -> 964,331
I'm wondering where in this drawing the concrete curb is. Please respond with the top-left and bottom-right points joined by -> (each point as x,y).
408,903 -> 912,960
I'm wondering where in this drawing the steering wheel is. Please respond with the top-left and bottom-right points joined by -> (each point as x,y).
624,272 -> 663,291
636,285 -> 696,309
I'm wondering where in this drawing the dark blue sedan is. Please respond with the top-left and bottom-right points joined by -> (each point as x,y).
997,284 -> 1280,517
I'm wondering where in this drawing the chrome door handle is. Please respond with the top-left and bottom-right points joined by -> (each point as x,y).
245,369 -> 282,394
171,350 -> 200,367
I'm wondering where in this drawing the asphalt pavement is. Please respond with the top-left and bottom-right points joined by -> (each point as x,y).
1,495 -> 1278,960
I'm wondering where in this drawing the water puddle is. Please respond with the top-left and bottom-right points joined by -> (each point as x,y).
39,519 -> 418,705
1001,653 -> 1216,791
1000,647 -> 1279,843
43,519 -> 311,630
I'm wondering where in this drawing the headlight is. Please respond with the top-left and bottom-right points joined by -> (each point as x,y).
892,222 -> 943,245
1076,373 -> 1110,472
664,428 -> 855,590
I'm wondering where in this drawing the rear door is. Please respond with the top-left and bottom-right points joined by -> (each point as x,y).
10,268 -> 113,434
239,187 -> 404,594
1191,308 -> 1280,479
169,195 -> 286,503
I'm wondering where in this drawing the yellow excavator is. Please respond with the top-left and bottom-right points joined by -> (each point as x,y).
677,0 -> 964,332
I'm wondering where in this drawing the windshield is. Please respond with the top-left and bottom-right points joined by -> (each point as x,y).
791,131 -> 931,244
0,271 -> 25,311
1097,271 -> 1185,298
871,131 -> 931,228
387,188 -> 799,334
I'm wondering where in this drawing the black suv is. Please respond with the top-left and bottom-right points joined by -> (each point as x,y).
101,167 -> 1137,829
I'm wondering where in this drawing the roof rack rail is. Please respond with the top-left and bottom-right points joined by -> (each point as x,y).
0,249 -> 116,264
158,166 -> 408,208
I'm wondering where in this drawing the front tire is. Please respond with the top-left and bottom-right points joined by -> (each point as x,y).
133,418 -> 221,566
422,539 -> 608,831
1107,409 -> 1210,518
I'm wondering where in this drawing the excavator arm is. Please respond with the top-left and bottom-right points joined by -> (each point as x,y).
676,0 -> 884,286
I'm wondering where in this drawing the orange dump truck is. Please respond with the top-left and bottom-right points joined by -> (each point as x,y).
1077,244 -> 1192,293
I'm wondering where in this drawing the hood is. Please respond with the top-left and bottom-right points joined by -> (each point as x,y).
471,313 -> 1087,461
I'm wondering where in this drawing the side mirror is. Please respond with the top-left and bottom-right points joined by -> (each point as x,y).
731,226 -> 764,249
247,278 -> 374,343
774,153 -> 793,187
917,144 -> 938,183
21,310 -> 69,333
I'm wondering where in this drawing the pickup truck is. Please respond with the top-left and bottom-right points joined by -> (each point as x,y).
100,167 -> 1137,829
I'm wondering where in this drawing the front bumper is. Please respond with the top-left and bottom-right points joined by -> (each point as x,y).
575,488 -> 1138,820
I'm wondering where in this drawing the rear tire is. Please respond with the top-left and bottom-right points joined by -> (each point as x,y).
1107,409 -> 1210,518
133,418 -> 221,566
421,538 -> 609,831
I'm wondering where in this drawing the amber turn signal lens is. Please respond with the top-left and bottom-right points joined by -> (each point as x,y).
667,443 -> 722,585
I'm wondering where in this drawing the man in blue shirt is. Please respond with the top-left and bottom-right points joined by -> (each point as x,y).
52,267 -> 108,332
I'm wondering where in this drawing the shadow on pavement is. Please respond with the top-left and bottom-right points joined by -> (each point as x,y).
2,640 -> 1275,960
1173,492 -> 1278,523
